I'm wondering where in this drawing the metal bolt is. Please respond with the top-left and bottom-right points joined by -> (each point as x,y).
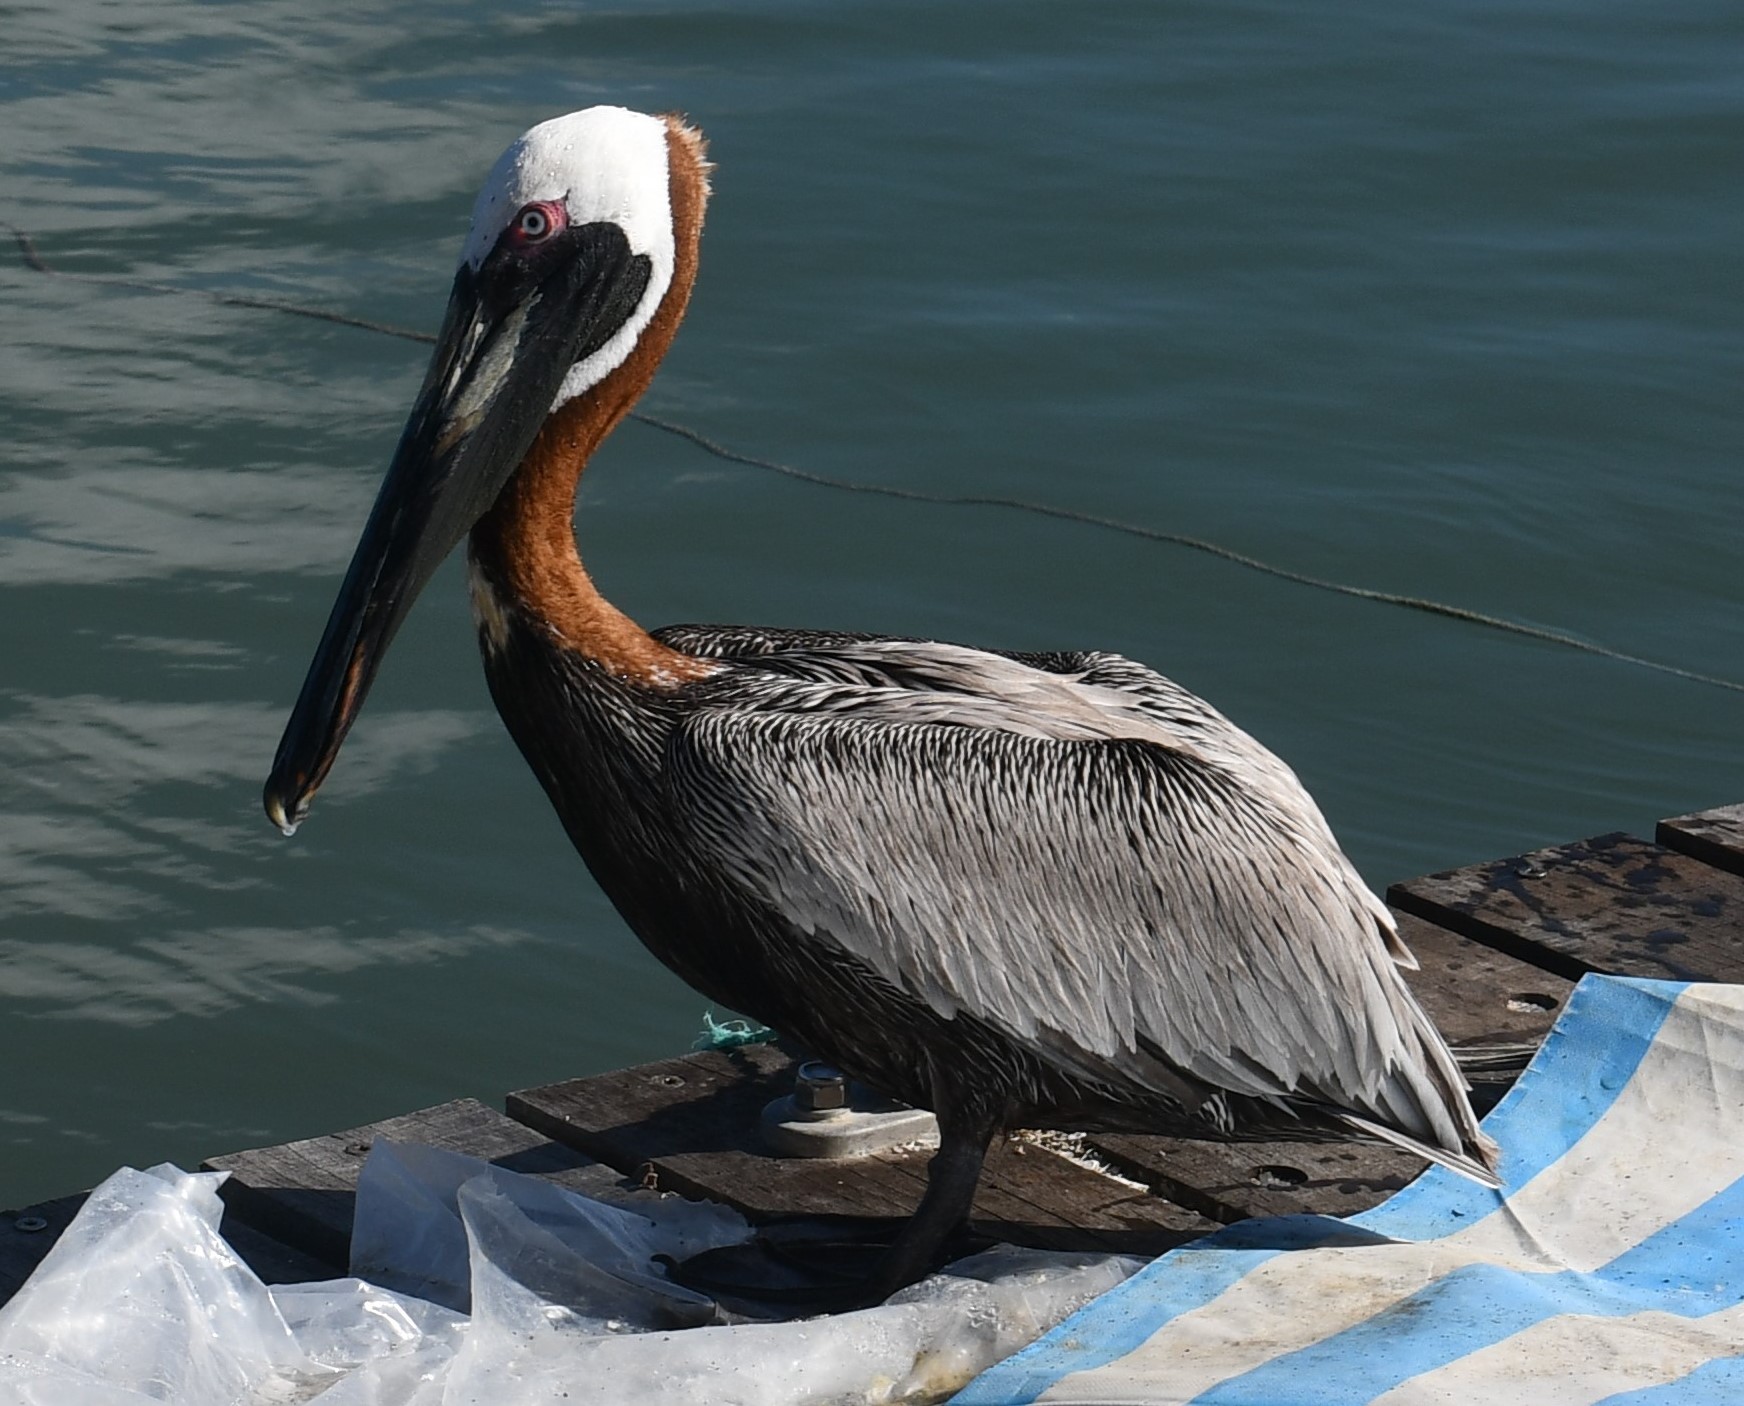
1516,860 -> 1548,879
794,1060 -> 848,1112
343,1141 -> 371,1157
13,1215 -> 47,1233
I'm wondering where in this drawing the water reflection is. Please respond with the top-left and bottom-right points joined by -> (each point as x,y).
0,682 -> 510,1091
107,635 -> 248,670
0,464 -> 374,586
1,694 -> 480,801
0,461 -> 372,585
0,924 -> 525,1026
0,695 -> 489,1020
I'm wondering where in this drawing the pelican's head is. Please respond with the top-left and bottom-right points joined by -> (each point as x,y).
264,107 -> 709,833
458,107 -> 680,411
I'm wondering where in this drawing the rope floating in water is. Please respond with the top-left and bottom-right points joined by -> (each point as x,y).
7,221 -> 1738,697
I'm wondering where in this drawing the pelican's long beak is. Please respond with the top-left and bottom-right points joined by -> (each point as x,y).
264,235 -> 650,833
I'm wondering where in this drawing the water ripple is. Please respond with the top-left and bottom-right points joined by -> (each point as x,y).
0,924 -> 526,1026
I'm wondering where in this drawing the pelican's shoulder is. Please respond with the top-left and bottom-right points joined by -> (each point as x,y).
659,630 -> 1268,770
651,622 -> 890,660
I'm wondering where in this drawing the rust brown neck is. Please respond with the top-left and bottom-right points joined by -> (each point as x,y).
469,116 -> 715,687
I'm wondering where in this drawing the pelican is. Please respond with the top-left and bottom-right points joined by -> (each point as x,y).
265,106 -> 1498,1301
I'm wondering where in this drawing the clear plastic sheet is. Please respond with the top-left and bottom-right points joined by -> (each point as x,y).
0,1146 -> 1142,1405
0,1162 -> 457,1406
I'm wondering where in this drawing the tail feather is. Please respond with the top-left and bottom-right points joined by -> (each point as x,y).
1337,1109 -> 1503,1188
1451,1041 -> 1538,1080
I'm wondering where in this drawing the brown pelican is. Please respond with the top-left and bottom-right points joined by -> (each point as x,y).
264,106 -> 1498,1301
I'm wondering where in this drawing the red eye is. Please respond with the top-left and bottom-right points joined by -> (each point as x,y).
512,201 -> 565,243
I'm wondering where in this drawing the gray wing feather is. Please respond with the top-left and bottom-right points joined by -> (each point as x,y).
664,640 -> 1480,1160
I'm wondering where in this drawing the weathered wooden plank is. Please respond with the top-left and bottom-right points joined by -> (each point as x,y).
508,1046 -> 1213,1256
1088,1136 -> 1422,1223
1388,831 -> 1744,983
1658,805 -> 1744,880
0,1194 -> 87,1308
203,1097 -> 627,1268
221,1215 -> 344,1285
1082,915 -> 1571,1221
974,1139 -> 1211,1253
0,1190 -> 335,1310
515,1045 -> 921,1220
1396,913 -> 1574,1043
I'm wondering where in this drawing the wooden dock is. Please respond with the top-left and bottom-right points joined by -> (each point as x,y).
4,803 -> 1742,1308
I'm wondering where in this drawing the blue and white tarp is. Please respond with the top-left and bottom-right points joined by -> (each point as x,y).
956,976 -> 1744,1406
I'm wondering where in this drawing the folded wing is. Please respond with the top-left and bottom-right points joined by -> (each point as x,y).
660,639 -> 1493,1177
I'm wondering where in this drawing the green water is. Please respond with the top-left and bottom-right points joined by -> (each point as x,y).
1,0 -> 1739,1208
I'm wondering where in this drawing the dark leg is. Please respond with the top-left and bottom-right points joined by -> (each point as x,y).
854,1119 -> 994,1306
662,1109 -> 996,1315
